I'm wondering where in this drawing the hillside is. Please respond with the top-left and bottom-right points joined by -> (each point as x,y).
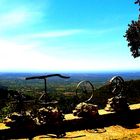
0,77 -> 140,139
0,79 -> 140,116
90,79 -> 140,109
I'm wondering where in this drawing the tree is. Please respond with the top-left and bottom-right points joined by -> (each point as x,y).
124,0 -> 140,58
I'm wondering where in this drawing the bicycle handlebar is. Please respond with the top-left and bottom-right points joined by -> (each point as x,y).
25,74 -> 70,80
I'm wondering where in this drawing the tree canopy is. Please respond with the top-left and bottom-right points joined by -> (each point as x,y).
124,0 -> 140,58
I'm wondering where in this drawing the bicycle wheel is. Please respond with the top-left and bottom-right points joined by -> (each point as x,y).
109,76 -> 124,95
76,80 -> 94,103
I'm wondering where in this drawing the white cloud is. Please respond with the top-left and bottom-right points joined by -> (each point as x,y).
1,11 -> 27,24
28,29 -> 84,38
20,26 -> 123,41
28,27 -> 122,39
84,27 -> 124,37
0,40 -> 47,70
0,6 -> 44,31
0,10 -> 30,29
0,38 -> 140,72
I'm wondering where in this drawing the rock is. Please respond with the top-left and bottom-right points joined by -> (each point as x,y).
105,95 -> 130,112
73,102 -> 99,118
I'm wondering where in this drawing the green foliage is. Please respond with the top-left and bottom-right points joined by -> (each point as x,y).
124,0 -> 140,58
124,20 -> 140,58
0,102 -> 15,121
125,80 -> 140,103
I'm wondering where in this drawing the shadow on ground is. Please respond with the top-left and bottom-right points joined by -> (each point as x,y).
0,108 -> 140,139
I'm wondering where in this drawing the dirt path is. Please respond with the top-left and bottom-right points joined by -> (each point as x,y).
32,124 -> 140,140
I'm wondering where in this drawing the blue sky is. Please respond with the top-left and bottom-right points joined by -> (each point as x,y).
0,0 -> 140,72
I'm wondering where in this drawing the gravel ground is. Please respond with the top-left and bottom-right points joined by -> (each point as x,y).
32,124 -> 140,140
